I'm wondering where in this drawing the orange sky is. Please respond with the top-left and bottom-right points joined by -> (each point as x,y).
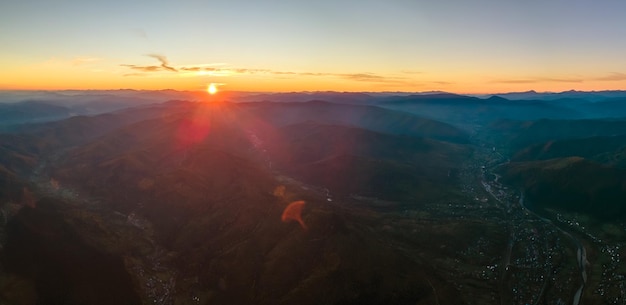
2,1 -> 626,93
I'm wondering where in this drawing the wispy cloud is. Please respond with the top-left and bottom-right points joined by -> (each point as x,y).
121,64 -> 162,72
121,54 -> 178,73
179,67 -> 204,72
493,79 -> 539,84
271,71 -> 297,75
339,73 -> 386,81
147,54 -> 177,72
121,54 -> 412,84
431,81 -> 453,85
333,73 -> 413,84
544,77 -> 583,83
596,72 -> 626,81
492,77 -> 583,84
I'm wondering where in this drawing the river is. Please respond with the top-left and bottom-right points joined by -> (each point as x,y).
518,192 -> 587,305
480,156 -> 587,305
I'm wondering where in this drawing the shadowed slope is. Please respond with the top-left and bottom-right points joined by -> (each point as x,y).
241,100 -> 470,143
489,118 -> 626,149
34,102 -> 469,304
500,158 -> 626,219
265,122 -> 470,202
512,135 -> 626,168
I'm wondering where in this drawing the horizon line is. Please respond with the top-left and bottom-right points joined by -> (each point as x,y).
2,88 -> 626,96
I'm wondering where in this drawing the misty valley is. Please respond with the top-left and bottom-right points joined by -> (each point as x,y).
2,90 -> 626,305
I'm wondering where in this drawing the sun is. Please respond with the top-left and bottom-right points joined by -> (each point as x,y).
207,83 -> 218,95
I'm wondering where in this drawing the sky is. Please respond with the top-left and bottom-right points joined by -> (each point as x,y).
1,0 -> 626,93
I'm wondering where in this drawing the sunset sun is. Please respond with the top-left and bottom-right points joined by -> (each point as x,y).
207,83 -> 218,95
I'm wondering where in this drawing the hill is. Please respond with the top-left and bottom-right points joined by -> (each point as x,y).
240,100 -> 470,143
0,101 -> 474,304
512,135 -> 626,168
488,118 -> 626,150
266,123 -> 470,202
0,101 -> 71,129
500,157 -> 626,219
377,94 -> 583,127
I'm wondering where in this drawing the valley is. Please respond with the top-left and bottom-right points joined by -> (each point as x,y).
1,91 -> 626,304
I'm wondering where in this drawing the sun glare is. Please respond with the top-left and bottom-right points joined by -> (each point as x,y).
207,83 -> 218,95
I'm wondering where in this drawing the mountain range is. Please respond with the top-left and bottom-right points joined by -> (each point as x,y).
2,89 -> 626,304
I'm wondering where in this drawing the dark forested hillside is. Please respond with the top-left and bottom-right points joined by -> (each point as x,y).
500,157 -> 626,219
2,90 -> 626,304
0,98 -> 473,305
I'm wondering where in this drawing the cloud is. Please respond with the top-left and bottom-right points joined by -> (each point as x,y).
121,54 -> 408,84
121,64 -> 162,72
282,71 -> 406,83
180,66 -> 208,72
492,77 -> 583,84
271,71 -> 297,75
493,79 -> 539,84
299,72 -> 326,77
336,73 -> 414,85
178,67 -> 274,76
543,77 -> 583,83
233,68 -> 272,74
431,81 -> 453,85
121,54 -> 178,73
596,72 -> 626,81
492,73 -> 626,83
147,54 -> 177,72
339,73 -> 387,81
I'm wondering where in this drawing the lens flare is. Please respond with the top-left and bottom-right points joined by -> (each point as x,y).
273,185 -> 286,198
281,200 -> 307,230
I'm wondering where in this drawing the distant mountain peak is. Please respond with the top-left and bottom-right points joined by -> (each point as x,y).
486,95 -> 509,102
397,93 -> 475,100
